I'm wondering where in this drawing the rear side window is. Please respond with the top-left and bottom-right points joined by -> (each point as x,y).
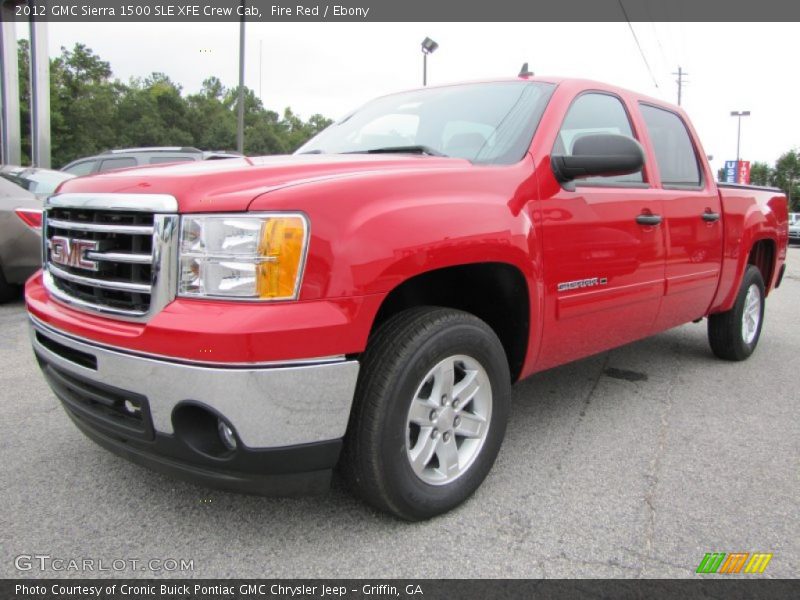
63,160 -> 96,176
555,93 -> 643,185
98,157 -> 137,172
149,156 -> 194,164
639,104 -> 701,188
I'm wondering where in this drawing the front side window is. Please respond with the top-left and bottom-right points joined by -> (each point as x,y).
555,93 -> 644,185
296,81 -> 555,165
639,104 -> 702,188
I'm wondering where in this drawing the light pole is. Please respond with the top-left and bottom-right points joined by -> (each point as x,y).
421,37 -> 438,86
730,110 -> 750,165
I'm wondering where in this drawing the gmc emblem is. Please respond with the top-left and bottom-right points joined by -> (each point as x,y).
49,236 -> 100,271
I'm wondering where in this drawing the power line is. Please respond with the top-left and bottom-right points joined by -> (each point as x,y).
649,22 -> 669,66
617,0 -> 659,90
672,66 -> 688,106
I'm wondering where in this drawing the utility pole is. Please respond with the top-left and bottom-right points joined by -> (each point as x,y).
672,66 -> 687,106
236,0 -> 245,154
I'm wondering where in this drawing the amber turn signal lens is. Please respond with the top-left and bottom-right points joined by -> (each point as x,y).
257,216 -> 307,299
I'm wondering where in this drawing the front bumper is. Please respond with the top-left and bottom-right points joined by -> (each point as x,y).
30,316 -> 360,495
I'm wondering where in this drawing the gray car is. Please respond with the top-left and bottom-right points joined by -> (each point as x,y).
61,146 -> 241,176
789,212 -> 800,245
0,166 -> 75,302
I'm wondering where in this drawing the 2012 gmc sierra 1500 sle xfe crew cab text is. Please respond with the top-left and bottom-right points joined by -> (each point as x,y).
26,77 -> 788,520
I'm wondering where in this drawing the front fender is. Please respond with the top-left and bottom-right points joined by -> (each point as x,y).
248,160 -> 539,301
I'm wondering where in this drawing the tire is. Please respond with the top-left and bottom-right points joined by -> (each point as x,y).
0,265 -> 20,304
708,265 -> 765,361
342,307 -> 510,521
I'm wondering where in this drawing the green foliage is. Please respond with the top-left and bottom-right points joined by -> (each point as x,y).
16,42 -> 332,167
771,150 -> 800,211
731,154 -> 800,211
749,161 -> 771,187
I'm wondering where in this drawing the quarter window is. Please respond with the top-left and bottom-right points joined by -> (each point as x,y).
555,93 -> 643,185
639,104 -> 701,188
63,160 -> 96,176
98,157 -> 137,172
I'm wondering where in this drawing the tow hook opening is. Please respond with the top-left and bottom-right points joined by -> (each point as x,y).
172,403 -> 239,459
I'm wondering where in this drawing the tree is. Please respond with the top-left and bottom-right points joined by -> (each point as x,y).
13,41 -> 333,167
749,161 -> 771,187
772,150 -> 800,211
49,43 -> 123,166
17,40 -> 31,163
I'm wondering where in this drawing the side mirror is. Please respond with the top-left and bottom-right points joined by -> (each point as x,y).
551,133 -> 644,184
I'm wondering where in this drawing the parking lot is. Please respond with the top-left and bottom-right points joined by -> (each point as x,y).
2,248 -> 798,579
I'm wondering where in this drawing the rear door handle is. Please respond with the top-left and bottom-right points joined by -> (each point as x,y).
702,211 -> 721,222
636,214 -> 662,226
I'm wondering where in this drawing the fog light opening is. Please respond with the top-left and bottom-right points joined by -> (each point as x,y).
172,403 -> 238,459
218,419 -> 238,451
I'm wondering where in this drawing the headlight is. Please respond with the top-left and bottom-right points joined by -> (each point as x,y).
179,213 -> 308,300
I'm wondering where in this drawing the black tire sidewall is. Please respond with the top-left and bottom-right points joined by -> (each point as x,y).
375,318 -> 510,520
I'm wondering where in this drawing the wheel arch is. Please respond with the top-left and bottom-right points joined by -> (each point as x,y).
369,262 -> 531,383
747,237 -> 777,295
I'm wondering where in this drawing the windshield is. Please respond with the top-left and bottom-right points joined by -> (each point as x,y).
296,81 -> 555,165
0,169 -> 74,195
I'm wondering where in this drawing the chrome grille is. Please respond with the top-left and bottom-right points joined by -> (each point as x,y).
43,194 -> 179,321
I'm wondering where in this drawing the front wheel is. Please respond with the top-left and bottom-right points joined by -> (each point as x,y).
342,307 -> 510,520
708,265 -> 765,361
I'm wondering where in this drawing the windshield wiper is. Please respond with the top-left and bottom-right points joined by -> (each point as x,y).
297,149 -> 325,155
346,145 -> 448,157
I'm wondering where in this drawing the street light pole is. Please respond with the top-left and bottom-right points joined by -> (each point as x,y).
730,110 -> 750,183
420,37 -> 438,87
730,110 -> 750,164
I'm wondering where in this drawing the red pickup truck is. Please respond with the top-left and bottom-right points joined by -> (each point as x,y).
26,77 -> 788,520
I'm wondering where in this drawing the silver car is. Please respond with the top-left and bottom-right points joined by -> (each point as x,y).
789,212 -> 800,245
61,146 -> 242,176
0,166 -> 74,302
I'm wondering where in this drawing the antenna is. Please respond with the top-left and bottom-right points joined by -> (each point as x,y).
519,62 -> 534,78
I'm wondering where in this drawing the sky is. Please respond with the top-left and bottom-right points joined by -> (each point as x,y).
16,21 -> 800,173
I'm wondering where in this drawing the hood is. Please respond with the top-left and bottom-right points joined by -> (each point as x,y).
54,154 -> 470,212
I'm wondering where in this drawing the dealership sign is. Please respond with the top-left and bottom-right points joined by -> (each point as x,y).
738,160 -> 751,184
725,160 -> 751,184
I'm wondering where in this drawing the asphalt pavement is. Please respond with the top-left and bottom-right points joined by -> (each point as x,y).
2,249 -> 798,579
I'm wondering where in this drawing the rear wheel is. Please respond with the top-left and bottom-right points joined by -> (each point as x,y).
342,307 -> 510,520
708,265 -> 765,361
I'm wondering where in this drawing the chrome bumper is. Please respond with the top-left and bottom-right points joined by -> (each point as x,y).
29,317 -> 360,448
